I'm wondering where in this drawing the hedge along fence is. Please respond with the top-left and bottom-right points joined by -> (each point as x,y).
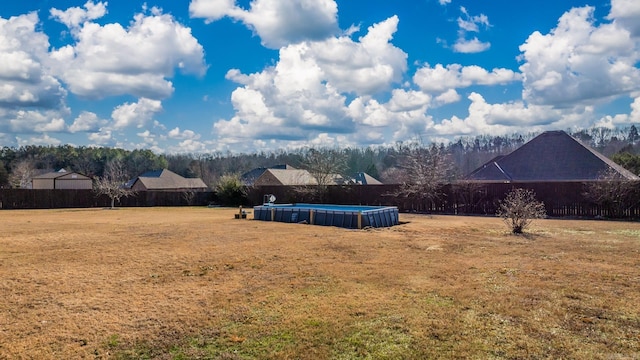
0,189 -> 215,209
247,182 -> 640,220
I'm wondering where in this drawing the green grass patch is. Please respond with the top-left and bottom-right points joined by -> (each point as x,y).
332,316 -> 414,359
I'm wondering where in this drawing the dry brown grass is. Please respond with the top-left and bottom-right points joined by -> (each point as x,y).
1,207 -> 639,359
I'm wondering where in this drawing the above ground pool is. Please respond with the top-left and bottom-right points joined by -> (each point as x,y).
253,203 -> 399,229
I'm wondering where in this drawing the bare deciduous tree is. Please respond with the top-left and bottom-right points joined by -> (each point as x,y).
583,167 -> 639,218
451,180 -> 487,215
302,148 -> 347,186
395,142 -> 455,210
94,159 -> 134,209
497,188 -> 546,234
297,148 -> 348,202
9,160 -> 36,189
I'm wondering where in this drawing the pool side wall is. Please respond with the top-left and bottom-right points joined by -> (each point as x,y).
253,204 -> 399,229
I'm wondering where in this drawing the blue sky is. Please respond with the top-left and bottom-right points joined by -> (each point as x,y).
0,0 -> 638,153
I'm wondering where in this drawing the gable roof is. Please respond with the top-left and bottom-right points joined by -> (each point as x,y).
465,130 -> 639,182
129,169 -> 208,190
33,169 -> 91,180
255,169 -> 318,186
241,164 -> 297,185
253,169 -> 383,186
353,172 -> 383,185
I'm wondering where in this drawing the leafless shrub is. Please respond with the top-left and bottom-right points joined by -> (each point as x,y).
182,190 -> 196,205
497,188 -> 546,234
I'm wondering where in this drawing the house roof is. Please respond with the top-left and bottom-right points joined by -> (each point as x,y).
353,172 -> 383,185
256,169 -> 318,185
33,169 -> 90,180
465,131 -> 639,182
241,164 -> 296,185
254,169 -> 383,186
129,169 -> 208,190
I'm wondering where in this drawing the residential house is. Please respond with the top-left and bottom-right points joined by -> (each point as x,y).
241,164 -> 296,186
253,169 -> 318,186
252,168 -> 383,186
349,172 -> 383,185
127,169 -> 208,191
465,130 -> 639,182
31,169 -> 93,189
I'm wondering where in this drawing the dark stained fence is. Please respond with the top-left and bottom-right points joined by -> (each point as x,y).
0,190 -> 215,209
4,182 -> 640,220
247,182 -> 640,220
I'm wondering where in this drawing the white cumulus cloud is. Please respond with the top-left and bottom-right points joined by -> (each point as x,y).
431,92 -> 597,138
189,0 -> 236,21
519,5 -> 640,107
111,98 -> 163,130
88,129 -> 112,145
596,96 -> 640,128
452,7 -> 491,53
0,13 -> 67,110
413,63 -> 521,94
50,1 -> 107,30
69,111 -> 105,133
453,37 -> 490,53
17,134 -> 62,146
168,127 -> 201,140
214,16 -> 407,144
50,5 -> 206,99
0,12 -> 71,138
189,0 -> 339,49
8,109 -> 68,133
608,0 -> 640,35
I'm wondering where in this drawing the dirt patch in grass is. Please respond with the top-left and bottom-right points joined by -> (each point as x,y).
1,208 -> 639,359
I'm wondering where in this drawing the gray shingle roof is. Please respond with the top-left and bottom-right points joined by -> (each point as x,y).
465,130 -> 639,182
130,169 -> 208,190
33,169 -> 90,180
259,169 -> 318,185
240,165 -> 296,185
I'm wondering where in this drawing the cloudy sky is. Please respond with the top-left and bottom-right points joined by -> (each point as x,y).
0,0 -> 639,153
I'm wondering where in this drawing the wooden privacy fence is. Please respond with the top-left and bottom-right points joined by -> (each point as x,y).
3,182 -> 640,220
247,182 -> 640,220
0,189 -> 214,209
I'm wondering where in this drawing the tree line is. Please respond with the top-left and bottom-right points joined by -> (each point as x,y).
1,125 -> 640,189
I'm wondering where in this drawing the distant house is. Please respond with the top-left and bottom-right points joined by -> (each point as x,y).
31,169 -> 93,189
241,164 -> 296,186
465,130 -> 639,182
127,169 -> 208,191
252,168 -> 383,186
253,169 -> 318,186
348,172 -> 383,185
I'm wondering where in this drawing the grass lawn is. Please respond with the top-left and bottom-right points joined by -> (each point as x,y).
1,207 -> 639,359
